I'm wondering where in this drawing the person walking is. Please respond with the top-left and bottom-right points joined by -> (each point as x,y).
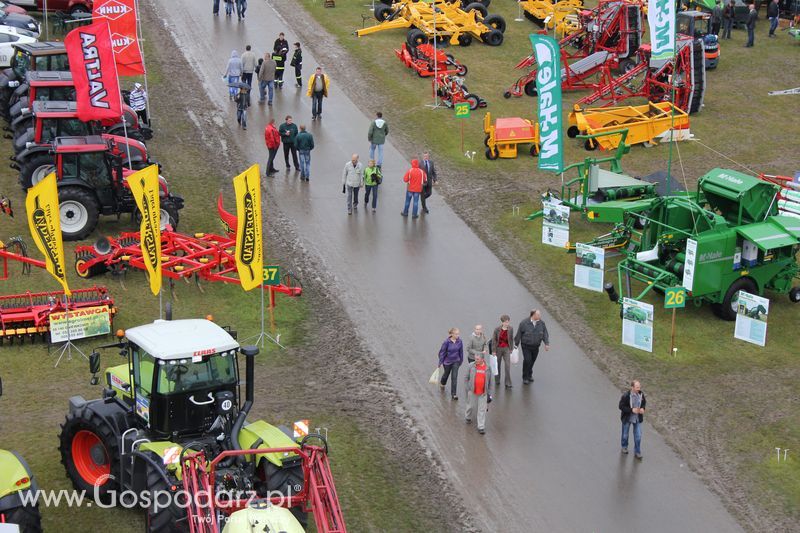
711,0 -> 723,34
465,324 -> 488,364
224,50 -> 243,101
290,42 -> 303,88
420,151 -> 437,214
367,112 -> 389,168
264,118 -> 281,176
235,0 -> 247,19
746,3 -> 758,46
619,380 -> 647,460
464,353 -> 493,434
257,53 -> 276,105
278,116 -> 299,172
514,309 -> 550,384
235,85 -> 250,130
129,83 -> 148,126
400,159 -> 427,219
438,327 -> 463,400
240,45 -> 256,89
722,0 -> 735,38
491,315 -> 515,389
273,33 -> 289,89
342,154 -> 364,215
363,159 -> 382,212
767,0 -> 780,36
295,125 -> 314,181
306,67 -> 330,120
213,0 -> 220,16
224,0 -> 233,16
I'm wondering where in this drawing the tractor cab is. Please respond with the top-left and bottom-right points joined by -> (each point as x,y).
12,100 -> 89,154
677,11 -> 719,69
9,70 -> 75,120
119,319 -> 242,439
7,42 -> 68,85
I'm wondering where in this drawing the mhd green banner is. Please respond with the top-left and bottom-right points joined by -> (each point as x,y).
648,0 -> 676,60
529,34 -> 563,173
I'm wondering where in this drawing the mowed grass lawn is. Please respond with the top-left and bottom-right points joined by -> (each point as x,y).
298,0 -> 800,523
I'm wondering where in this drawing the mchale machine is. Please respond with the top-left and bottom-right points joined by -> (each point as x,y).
395,42 -> 467,77
504,0 -> 643,98
59,315 -> 345,531
434,73 -> 487,110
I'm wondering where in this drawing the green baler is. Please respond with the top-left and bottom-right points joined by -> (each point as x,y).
586,168 -> 800,320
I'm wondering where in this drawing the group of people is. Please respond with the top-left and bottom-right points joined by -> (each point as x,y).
213,0 -> 247,19
710,0 -> 783,46
436,311 -> 550,434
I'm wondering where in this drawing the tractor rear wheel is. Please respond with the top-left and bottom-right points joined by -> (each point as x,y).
406,29 -> 428,47
465,94 -> 480,110
374,4 -> 392,21
59,404 -> 120,500
567,126 -> 580,138
18,153 -> 55,190
144,459 -> 187,533
483,14 -> 506,33
457,33 -> 473,47
524,80 -> 537,97
4,503 -> 42,533
133,198 -> 180,231
484,28 -> 504,46
712,277 -> 757,321
58,187 -> 100,241
464,2 -> 488,16
485,147 -> 498,160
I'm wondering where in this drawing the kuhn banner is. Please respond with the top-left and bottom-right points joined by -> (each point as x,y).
529,34 -> 563,173
65,21 -> 123,122
25,173 -> 70,296
233,164 -> 263,291
93,0 -> 145,76
648,0 -> 676,60
126,165 -> 162,296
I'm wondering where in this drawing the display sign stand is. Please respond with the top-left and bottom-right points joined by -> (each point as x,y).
52,295 -> 89,368
243,284 -> 282,349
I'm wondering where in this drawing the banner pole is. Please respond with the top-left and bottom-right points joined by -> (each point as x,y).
103,19 -> 134,171
134,0 -> 151,125
260,281 -> 265,348
665,13 -> 679,196
44,0 -> 49,40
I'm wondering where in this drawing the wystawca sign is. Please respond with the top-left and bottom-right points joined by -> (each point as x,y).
529,34 -> 563,173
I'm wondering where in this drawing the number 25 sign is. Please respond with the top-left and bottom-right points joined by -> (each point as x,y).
454,102 -> 470,118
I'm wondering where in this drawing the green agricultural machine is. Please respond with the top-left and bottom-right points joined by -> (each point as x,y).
0,378 -> 42,533
587,168 -> 800,319
57,314 -> 345,532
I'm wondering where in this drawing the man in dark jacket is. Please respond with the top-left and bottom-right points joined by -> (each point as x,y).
746,4 -> 758,46
514,309 -> 550,384
767,0 -> 780,36
290,42 -> 303,88
722,0 -> 735,39
420,151 -> 437,214
295,125 -> 314,181
278,115 -> 299,171
273,33 -> 289,88
619,380 -> 647,460
711,0 -> 723,34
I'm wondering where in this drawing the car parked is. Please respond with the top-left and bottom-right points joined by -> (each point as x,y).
6,0 -> 91,14
0,25 -> 36,68
0,11 -> 39,35
0,1 -> 28,15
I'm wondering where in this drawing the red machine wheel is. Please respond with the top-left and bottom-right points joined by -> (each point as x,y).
71,430 -> 110,486
465,94 -> 480,110
524,80 -> 537,97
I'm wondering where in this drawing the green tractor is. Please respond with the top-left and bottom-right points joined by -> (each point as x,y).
57,315 -> 314,531
0,378 -> 43,533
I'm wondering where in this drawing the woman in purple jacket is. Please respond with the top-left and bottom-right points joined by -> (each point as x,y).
438,328 -> 464,400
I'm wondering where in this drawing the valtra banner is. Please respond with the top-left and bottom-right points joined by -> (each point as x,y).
93,0 -> 145,76
65,21 -> 123,122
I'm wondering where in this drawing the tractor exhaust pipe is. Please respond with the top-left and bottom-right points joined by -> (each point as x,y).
230,345 -> 258,453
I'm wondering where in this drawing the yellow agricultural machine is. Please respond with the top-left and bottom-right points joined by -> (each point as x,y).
568,102 -> 690,150
483,111 -> 540,159
357,0 -> 506,47
518,0 -> 583,37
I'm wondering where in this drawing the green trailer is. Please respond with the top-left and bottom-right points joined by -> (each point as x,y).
586,168 -> 800,319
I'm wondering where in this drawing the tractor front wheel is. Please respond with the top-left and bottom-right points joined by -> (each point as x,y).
18,153 -> 55,190
713,277 -> 757,321
59,404 -> 120,500
58,188 -> 100,241
374,4 -> 392,21
524,80 -> 537,97
457,33 -> 473,47
567,126 -> 580,138
483,14 -> 506,33
464,2 -> 488,16
3,503 -> 42,533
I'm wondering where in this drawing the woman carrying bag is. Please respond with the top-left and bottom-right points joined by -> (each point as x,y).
491,315 -> 515,389
438,328 -> 464,400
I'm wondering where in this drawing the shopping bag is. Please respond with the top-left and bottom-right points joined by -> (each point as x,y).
510,347 -> 520,365
489,354 -> 499,376
429,366 -> 442,384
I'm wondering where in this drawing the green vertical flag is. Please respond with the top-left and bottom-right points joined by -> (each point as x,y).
529,34 -> 563,173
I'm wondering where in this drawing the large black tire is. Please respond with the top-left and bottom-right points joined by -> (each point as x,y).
484,28 -> 504,46
135,198 -> 180,231
4,503 -> 42,533
464,2 -> 488,16
483,14 -> 506,33
618,58 -> 636,73
406,28 -> 428,47
58,403 -> 120,500
75,251 -> 108,279
18,152 -> 55,190
374,4 -> 392,21
457,33 -> 473,47
144,460 -> 188,533
455,63 -> 468,76
524,80 -> 537,97
712,277 -> 757,321
567,125 -> 580,138
58,187 -> 100,241
465,93 -> 480,110
485,146 -> 498,160
259,458 -> 307,527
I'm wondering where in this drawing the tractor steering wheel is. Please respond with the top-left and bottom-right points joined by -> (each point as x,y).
165,364 -> 189,384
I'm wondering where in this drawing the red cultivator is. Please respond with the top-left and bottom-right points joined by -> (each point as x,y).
434,73 -> 487,110
181,440 -> 346,533
0,286 -> 115,344
504,0 -> 643,98
395,42 -> 467,77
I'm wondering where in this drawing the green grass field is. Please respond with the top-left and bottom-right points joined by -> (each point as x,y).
297,0 -> 800,524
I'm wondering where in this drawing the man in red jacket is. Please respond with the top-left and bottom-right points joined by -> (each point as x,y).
401,159 -> 427,219
264,118 -> 281,176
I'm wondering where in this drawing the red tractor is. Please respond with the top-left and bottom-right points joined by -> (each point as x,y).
0,42 -> 68,119
504,0 -> 643,98
395,42 -> 467,77
434,73 -> 487,110
48,135 -> 182,240
7,70 -> 75,122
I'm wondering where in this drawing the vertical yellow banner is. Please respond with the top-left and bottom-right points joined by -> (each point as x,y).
25,173 -> 71,295
233,164 -> 263,291
126,165 -> 162,296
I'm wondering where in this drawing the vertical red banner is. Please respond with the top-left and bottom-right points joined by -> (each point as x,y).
64,21 -> 123,122
93,0 -> 145,76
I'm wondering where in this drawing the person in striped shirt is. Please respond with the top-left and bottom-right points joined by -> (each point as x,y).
129,83 -> 148,126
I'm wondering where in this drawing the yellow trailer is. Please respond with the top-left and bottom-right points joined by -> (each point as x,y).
568,102 -> 690,151
483,112 -> 540,159
519,0 -> 583,37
